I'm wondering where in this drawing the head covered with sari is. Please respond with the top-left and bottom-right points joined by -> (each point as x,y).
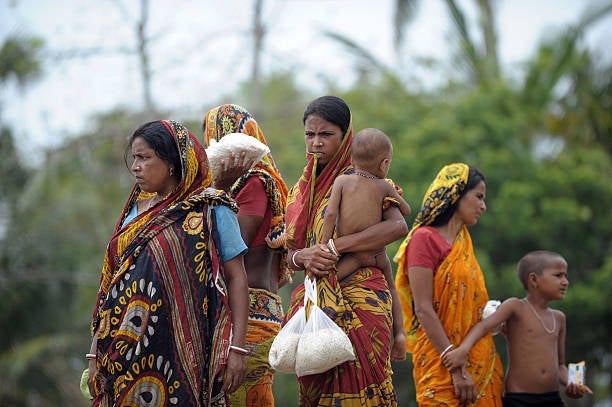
283,97 -> 399,405
91,120 -> 236,405
393,162 -> 470,348
284,95 -> 353,250
203,104 -> 288,249
94,120 -> 212,323
393,163 -> 502,405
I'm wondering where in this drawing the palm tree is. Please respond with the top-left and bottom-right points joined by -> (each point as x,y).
324,0 -> 501,87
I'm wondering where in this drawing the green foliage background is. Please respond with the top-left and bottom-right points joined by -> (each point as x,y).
1,5 -> 611,406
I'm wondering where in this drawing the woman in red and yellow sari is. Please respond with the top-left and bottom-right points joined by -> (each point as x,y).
285,96 -> 408,406
394,163 -> 503,406
87,120 -> 249,406
203,104 -> 289,406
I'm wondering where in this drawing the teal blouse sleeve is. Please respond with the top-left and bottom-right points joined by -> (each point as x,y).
213,205 -> 248,263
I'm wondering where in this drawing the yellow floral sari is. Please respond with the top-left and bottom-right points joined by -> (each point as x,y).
394,163 -> 503,406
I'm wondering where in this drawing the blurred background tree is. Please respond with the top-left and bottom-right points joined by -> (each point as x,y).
1,0 -> 611,406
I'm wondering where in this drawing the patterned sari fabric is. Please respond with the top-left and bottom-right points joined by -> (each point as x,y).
284,119 -> 397,407
203,104 -> 289,406
90,120 -> 237,407
394,163 -> 503,406
231,288 -> 284,407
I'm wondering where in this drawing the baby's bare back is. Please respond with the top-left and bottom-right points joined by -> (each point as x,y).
336,176 -> 390,236
504,301 -> 562,393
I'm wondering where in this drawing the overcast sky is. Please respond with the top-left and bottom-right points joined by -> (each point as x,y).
1,0 -> 611,157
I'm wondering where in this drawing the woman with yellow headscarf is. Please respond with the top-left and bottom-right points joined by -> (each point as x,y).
203,104 -> 289,406
87,120 -> 249,406
394,163 -> 503,406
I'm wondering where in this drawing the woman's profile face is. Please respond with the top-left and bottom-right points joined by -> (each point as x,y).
304,114 -> 343,169
130,136 -> 174,195
456,181 -> 487,226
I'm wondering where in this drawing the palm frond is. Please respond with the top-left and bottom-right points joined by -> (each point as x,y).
393,0 -> 419,52
322,29 -> 393,76
444,0 -> 481,83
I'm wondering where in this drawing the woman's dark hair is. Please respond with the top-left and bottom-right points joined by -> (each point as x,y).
430,166 -> 486,227
124,121 -> 181,178
302,95 -> 351,135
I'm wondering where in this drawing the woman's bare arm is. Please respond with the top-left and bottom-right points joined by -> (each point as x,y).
87,331 -> 98,396
291,206 -> 408,278
410,264 -> 476,404
333,206 -> 408,254
222,255 -> 249,394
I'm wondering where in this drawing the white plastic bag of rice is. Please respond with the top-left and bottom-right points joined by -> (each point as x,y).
295,277 -> 355,377
269,303 -> 306,373
205,132 -> 270,177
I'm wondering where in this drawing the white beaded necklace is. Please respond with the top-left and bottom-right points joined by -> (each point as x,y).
522,298 -> 556,334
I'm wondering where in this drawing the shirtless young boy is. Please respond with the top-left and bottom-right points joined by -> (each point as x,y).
320,127 -> 411,361
442,250 -> 592,406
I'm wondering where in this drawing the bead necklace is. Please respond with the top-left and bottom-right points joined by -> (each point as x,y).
354,170 -> 378,179
522,298 -> 556,334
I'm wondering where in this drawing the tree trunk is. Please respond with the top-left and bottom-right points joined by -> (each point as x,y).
137,0 -> 155,112
476,0 -> 499,81
250,0 -> 265,119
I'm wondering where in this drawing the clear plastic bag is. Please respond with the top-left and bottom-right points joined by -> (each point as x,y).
483,299 -> 503,335
268,290 -> 307,373
295,277 -> 355,377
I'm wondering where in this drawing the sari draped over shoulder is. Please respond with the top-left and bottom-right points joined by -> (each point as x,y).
394,163 -> 503,406
284,118 -> 397,407
203,104 -> 290,282
91,120 -> 237,407
203,104 -> 289,406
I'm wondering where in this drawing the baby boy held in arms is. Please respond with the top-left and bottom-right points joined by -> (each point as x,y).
442,250 -> 592,407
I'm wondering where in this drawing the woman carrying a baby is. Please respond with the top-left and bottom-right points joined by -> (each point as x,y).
202,104 -> 290,407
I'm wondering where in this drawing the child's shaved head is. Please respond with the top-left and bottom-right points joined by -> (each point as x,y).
517,250 -> 566,289
352,128 -> 392,169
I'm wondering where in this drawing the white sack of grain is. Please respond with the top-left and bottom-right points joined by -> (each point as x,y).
269,303 -> 306,373
295,277 -> 355,377
205,132 -> 270,177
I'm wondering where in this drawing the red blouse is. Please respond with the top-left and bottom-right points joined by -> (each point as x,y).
406,226 -> 451,274
234,176 -> 272,248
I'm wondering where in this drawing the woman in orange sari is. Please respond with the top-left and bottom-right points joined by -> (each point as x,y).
394,163 -> 503,406
285,96 -> 408,406
203,104 -> 289,406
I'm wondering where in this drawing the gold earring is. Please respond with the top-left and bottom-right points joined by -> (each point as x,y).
169,167 -> 174,176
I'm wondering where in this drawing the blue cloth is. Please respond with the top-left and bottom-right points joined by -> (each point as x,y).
213,204 -> 248,263
121,202 -> 246,263
121,204 -> 138,227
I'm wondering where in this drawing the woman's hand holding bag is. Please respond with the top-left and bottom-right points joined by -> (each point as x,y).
295,277 -> 355,377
